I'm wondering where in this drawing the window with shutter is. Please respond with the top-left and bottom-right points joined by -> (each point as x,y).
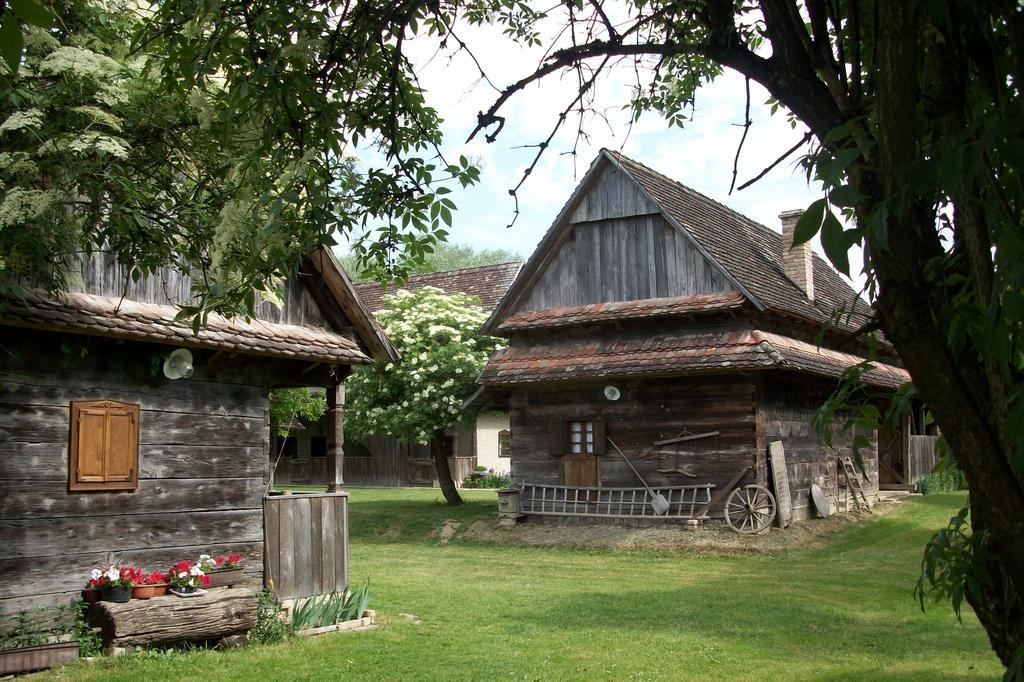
69,400 -> 140,492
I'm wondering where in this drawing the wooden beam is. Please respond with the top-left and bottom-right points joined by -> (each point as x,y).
653,430 -> 720,446
326,382 -> 345,492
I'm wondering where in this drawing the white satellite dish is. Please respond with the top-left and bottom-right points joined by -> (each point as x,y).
603,385 -> 621,401
163,348 -> 194,380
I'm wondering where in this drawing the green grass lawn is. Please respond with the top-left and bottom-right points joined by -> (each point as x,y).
45,490 -> 1001,681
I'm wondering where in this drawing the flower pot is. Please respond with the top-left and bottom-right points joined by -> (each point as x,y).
99,584 -> 132,603
132,585 -> 155,600
205,567 -> 244,588
175,585 -> 198,594
149,583 -> 170,597
0,641 -> 79,676
82,588 -> 99,605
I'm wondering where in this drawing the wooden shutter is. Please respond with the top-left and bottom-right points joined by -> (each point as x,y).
547,419 -> 564,456
593,417 -> 607,455
70,400 -> 140,492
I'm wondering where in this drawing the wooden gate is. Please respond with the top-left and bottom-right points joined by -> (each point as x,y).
264,492 -> 348,601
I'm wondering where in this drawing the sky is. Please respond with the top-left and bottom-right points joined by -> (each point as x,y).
352,14 -> 865,287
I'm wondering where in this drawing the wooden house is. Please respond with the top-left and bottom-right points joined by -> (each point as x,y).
475,150 -> 934,524
272,262 -> 522,487
0,247 -> 397,616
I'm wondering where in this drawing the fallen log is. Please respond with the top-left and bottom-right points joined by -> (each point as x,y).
89,588 -> 257,647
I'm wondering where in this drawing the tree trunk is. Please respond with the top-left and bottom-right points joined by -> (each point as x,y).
431,430 -> 463,506
89,588 -> 258,647
865,2 -> 1024,664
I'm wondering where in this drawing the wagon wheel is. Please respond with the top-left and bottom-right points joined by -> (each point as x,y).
725,485 -> 777,534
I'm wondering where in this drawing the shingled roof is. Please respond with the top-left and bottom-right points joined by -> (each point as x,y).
484,150 -> 873,335
355,261 -> 522,314
1,290 -> 370,364
498,291 -> 746,332
0,246 -> 398,365
478,328 -> 907,389
605,151 -> 872,331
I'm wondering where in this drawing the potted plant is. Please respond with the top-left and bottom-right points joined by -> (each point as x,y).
93,566 -> 135,603
145,572 -> 170,597
168,560 -> 209,596
129,568 -> 154,599
82,573 -> 101,605
206,555 -> 244,588
0,606 -> 80,675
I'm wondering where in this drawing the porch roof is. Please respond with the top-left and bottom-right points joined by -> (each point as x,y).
497,291 -> 746,332
1,290 -> 370,364
477,328 -> 908,389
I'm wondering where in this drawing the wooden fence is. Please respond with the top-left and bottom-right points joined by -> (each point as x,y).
264,492 -> 348,601
908,435 -> 940,486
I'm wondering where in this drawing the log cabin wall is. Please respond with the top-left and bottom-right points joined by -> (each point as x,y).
757,372 -> 879,520
508,374 -> 759,514
0,327 -> 321,618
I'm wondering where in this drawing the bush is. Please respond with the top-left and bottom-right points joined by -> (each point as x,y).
462,470 -> 512,489
250,588 -> 289,645
919,466 -> 967,495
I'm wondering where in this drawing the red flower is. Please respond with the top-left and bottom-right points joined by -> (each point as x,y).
201,575 -> 210,586
227,555 -> 242,564
215,556 -> 225,566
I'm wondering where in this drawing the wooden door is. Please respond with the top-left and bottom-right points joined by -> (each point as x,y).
877,419 -> 906,486
563,456 -> 600,487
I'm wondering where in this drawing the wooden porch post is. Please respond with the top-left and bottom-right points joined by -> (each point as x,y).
326,381 -> 345,492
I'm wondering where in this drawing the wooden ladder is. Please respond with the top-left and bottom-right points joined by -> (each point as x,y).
840,456 -> 872,512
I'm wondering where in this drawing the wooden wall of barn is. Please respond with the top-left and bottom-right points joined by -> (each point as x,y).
757,372 -> 879,520
508,375 -> 759,513
0,328 -> 291,617
70,252 -> 344,331
513,164 -> 733,313
271,433 -> 476,488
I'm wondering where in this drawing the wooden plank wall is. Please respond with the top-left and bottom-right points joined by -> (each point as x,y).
509,375 -> 759,516
263,493 -> 348,600
272,433 -> 478,488
0,328 -> 278,617
517,215 -> 733,312
758,372 -> 879,519
570,163 -> 659,223
908,435 -> 940,485
515,162 -> 733,313
71,252 -> 332,329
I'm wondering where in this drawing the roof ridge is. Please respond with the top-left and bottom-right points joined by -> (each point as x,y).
354,260 -> 523,286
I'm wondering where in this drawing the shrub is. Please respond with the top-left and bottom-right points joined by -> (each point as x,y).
250,588 -> 289,645
462,470 -> 512,489
919,466 -> 967,495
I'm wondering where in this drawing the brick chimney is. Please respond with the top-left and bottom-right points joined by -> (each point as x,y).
779,209 -> 814,301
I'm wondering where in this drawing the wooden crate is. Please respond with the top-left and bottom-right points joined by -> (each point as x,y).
264,493 -> 348,601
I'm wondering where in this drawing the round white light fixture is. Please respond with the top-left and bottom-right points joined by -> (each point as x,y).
163,348 -> 194,380
603,385 -> 621,401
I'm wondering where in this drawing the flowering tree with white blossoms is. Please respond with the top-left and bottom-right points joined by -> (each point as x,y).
345,286 -> 505,505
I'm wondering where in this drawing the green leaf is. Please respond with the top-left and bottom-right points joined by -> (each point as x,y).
791,198 -> 826,247
828,184 -> 863,208
0,14 -> 23,73
820,209 -> 851,276
10,0 -> 52,28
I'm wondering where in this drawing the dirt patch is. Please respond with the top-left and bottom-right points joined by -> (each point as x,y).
432,519 -> 462,544
458,497 -> 905,554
